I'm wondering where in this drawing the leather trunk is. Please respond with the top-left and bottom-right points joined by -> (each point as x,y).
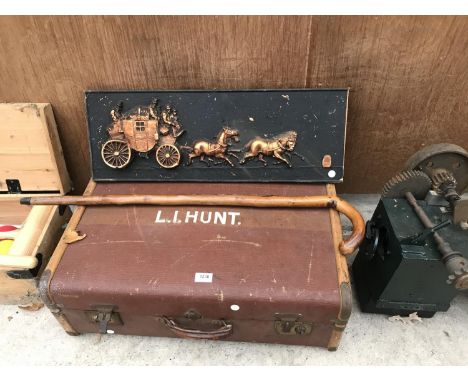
40,181 -> 351,350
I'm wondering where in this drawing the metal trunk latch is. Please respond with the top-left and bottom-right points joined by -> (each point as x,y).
6,179 -> 22,194
274,313 -> 313,336
86,305 -> 122,334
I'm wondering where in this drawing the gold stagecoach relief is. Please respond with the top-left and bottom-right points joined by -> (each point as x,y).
101,101 -> 300,170
101,100 -> 185,169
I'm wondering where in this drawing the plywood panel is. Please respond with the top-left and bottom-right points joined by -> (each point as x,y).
306,16 -> 468,192
0,16 -> 466,192
0,103 -> 71,193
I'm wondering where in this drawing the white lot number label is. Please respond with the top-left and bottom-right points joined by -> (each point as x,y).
194,272 -> 213,283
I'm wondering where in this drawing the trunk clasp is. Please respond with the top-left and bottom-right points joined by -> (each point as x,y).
274,313 -> 313,336
86,305 -> 122,334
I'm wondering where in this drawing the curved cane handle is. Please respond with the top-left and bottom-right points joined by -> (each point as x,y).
331,197 -> 366,256
162,317 -> 233,340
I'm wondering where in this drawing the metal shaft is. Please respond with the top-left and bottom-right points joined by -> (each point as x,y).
405,191 -> 468,290
405,192 -> 446,250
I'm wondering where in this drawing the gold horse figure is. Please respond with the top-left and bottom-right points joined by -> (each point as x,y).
240,131 -> 298,167
184,127 -> 240,167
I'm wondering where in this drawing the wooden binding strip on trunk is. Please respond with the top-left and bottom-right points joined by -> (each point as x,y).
38,181 -> 97,335
21,193 -> 364,256
326,183 -> 353,350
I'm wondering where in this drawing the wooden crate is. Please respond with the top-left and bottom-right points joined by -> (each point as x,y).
0,103 -> 71,305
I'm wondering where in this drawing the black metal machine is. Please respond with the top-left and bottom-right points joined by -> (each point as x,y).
353,143 -> 468,317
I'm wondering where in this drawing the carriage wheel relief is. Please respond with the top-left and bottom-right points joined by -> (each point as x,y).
156,144 -> 181,169
101,140 -> 132,169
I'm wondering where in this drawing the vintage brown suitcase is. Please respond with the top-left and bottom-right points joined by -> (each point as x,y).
40,180 -> 355,350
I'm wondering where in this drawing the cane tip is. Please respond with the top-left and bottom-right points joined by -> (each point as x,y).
20,197 -> 31,205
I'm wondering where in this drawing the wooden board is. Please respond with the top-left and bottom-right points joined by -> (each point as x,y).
0,193 -> 61,225
86,89 -> 348,183
0,272 -> 38,306
0,205 -> 70,305
0,201 -> 32,225
0,103 -> 71,193
0,102 -> 71,304
0,16 -> 467,192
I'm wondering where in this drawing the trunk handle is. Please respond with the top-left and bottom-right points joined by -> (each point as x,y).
162,317 -> 233,340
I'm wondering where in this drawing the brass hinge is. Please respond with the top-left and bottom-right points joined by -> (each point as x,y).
274,313 -> 313,336
85,305 -> 122,334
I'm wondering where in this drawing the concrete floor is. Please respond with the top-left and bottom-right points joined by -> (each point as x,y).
0,195 -> 467,366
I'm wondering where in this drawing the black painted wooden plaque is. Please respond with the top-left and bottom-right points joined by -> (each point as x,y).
86,89 -> 348,183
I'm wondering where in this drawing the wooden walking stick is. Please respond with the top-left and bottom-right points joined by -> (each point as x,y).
21,194 -> 365,255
